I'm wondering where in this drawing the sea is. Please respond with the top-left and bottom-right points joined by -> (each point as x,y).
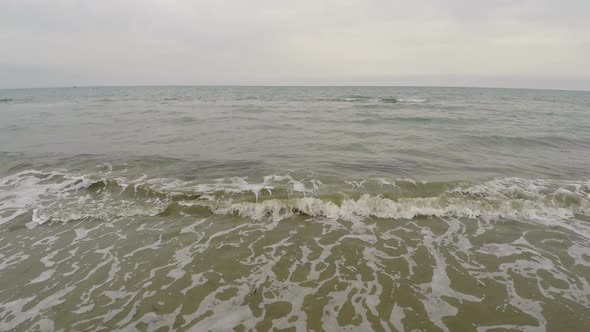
0,86 -> 589,331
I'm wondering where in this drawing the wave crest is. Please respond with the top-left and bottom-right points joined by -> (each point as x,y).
208,193 -> 588,222
1,170 -> 589,225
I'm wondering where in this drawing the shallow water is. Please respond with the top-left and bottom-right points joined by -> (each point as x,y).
0,86 -> 589,331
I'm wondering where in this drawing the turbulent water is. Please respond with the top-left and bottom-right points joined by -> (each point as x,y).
0,87 -> 590,331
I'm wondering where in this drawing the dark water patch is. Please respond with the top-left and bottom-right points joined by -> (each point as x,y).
310,142 -> 375,154
47,155 -> 266,179
160,96 -> 197,103
139,109 -> 160,114
4,162 -> 36,175
6,212 -> 32,232
460,134 -> 565,149
144,136 -> 195,145
92,97 -> 145,103
234,96 -> 260,101
329,159 -> 434,176
160,202 -> 211,217
380,98 -> 398,103
174,160 -> 268,178
395,148 -> 446,160
244,123 -> 299,131
345,130 -> 390,139
532,135 -> 590,149
0,98 -> 14,103
3,124 -> 25,132
167,116 -> 199,124
353,104 -> 394,110
391,116 -> 435,123
233,106 -> 272,113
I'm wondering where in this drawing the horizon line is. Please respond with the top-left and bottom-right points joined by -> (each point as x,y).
1,84 -> 589,93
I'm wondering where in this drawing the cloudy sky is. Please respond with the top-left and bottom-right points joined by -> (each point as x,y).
1,0 -> 589,90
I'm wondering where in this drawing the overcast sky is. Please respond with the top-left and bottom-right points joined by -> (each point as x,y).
1,0 -> 589,90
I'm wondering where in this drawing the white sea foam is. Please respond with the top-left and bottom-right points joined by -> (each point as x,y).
0,170 -> 91,225
1,170 -> 589,226
29,269 -> 55,284
209,193 -> 588,223
0,286 -> 75,331
1,173 -> 588,331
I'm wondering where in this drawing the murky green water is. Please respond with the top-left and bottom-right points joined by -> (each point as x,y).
1,87 -> 589,331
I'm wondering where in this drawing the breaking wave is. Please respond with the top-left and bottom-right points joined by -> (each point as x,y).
1,170 -> 589,226
208,193 -> 588,222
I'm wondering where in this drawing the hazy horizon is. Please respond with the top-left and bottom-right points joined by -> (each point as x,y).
1,0 -> 590,90
2,83 -> 590,93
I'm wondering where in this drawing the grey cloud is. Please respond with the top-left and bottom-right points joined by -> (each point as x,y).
0,0 -> 589,89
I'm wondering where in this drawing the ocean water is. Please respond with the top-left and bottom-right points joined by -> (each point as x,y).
0,86 -> 589,331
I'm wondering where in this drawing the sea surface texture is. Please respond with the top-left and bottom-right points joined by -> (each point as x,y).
0,86 -> 589,331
